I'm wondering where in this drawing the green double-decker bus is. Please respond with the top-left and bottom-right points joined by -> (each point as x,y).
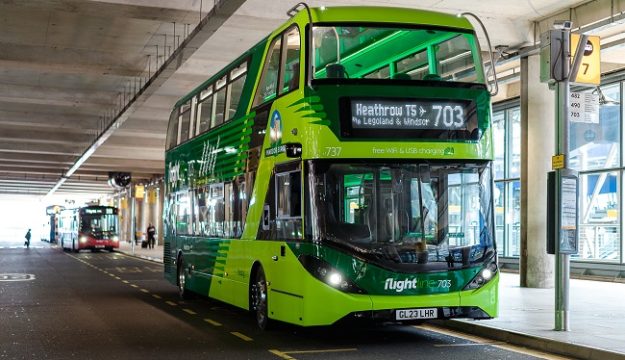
164,5 -> 498,329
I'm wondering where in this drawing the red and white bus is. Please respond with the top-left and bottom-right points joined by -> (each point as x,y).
59,206 -> 120,252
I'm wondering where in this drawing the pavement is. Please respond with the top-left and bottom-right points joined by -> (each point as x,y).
113,242 -> 625,360
117,240 -> 164,263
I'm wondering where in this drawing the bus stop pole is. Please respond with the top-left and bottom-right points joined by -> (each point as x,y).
129,186 -> 136,256
552,24 -> 573,331
555,78 -> 570,331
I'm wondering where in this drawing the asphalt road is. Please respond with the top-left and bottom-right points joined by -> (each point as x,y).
0,243 -> 571,360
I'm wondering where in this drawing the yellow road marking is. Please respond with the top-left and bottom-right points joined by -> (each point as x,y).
182,308 -> 197,315
230,332 -> 253,342
415,324 -> 571,360
122,280 -> 129,284
165,301 -> 177,306
152,294 -> 162,299
114,276 -> 121,280
140,289 -> 149,293
269,350 -> 296,360
434,342 -> 504,347
203,318 -> 222,327
492,343 -> 572,360
130,284 -> 139,288
286,348 -> 357,355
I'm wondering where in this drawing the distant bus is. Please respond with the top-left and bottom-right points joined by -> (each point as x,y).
59,206 -> 120,252
164,6 -> 498,329
41,205 -> 64,243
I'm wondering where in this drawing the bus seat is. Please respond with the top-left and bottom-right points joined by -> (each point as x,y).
326,63 -> 346,78
288,62 -> 300,90
423,73 -> 442,81
392,73 -> 411,80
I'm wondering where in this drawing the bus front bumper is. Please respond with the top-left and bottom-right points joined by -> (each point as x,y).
299,273 -> 498,326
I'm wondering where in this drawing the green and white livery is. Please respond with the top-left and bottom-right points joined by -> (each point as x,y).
164,5 -> 498,329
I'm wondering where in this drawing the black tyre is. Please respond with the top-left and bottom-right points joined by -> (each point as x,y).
72,240 -> 78,253
177,256 -> 191,300
250,267 -> 272,330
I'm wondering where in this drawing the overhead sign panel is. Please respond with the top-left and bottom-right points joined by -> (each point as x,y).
571,34 -> 600,85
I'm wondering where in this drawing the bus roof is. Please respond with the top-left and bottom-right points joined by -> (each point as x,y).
173,6 -> 474,109
304,6 -> 473,30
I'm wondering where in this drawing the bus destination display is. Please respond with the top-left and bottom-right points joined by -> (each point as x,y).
351,99 -> 470,131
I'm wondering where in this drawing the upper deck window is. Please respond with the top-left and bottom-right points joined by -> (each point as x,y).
166,108 -> 179,150
312,25 -> 481,84
254,37 -> 282,106
253,26 -> 301,107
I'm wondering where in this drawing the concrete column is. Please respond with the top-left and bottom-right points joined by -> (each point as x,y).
147,186 -> 159,246
120,190 -> 130,242
139,188 -> 148,241
520,54 -> 555,288
157,183 -> 164,245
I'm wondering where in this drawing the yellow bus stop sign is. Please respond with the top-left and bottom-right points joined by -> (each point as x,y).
571,34 -> 600,85
552,154 -> 565,170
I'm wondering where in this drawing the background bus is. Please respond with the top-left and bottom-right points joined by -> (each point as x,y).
41,205 -> 64,243
164,6 -> 498,329
59,206 -> 120,252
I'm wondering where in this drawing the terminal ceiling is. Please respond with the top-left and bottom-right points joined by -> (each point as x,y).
0,0 -> 623,198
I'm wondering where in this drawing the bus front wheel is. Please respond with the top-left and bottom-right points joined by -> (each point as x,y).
251,267 -> 271,330
177,256 -> 191,300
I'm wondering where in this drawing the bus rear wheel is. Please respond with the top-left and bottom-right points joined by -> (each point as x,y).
251,267 -> 271,330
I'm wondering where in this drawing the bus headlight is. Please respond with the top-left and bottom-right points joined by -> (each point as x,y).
79,236 -> 88,243
298,254 -> 366,294
464,260 -> 498,290
112,236 -> 119,242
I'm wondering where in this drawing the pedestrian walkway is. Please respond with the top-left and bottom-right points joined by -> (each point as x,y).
116,240 -> 163,263
443,272 -> 625,360
111,241 -> 625,360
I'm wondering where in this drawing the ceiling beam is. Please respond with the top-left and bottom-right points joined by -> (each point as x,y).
46,0 -> 247,197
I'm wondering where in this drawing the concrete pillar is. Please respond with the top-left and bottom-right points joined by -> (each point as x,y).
119,191 -> 130,242
520,54 -> 555,288
147,185 -> 159,246
138,187 -> 148,241
157,183 -> 164,245
129,186 -> 136,244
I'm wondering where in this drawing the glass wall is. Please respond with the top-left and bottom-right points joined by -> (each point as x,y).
495,81 -> 624,264
569,83 -> 622,263
493,102 -> 521,257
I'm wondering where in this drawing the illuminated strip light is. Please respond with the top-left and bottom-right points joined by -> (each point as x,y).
44,0 -> 246,198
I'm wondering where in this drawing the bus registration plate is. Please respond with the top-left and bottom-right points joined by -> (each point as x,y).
396,308 -> 438,320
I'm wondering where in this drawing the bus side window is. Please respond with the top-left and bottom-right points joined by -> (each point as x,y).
253,36 -> 282,107
166,108 -> 179,150
227,63 -> 247,121
275,170 -> 302,240
212,77 -> 227,128
236,176 -> 247,237
196,87 -> 213,135
210,183 -> 225,237
280,27 -> 300,93
194,187 -> 207,236
224,182 -> 234,238
176,192 -> 192,235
